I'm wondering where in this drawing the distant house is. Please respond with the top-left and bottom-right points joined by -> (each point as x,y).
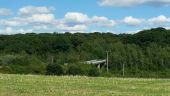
84,59 -> 106,69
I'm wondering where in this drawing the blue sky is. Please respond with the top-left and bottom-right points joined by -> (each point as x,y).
0,0 -> 170,34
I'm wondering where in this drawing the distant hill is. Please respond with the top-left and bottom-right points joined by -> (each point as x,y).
123,27 -> 170,45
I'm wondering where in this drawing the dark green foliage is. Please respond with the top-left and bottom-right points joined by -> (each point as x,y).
1,27 -> 170,78
66,64 -> 91,75
46,64 -> 64,75
66,63 -> 100,76
88,67 -> 100,77
0,54 -> 46,74
67,64 -> 84,75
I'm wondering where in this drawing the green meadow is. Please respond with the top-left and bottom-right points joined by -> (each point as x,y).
0,74 -> 169,96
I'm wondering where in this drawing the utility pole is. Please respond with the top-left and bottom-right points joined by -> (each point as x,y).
106,51 -> 109,73
51,56 -> 54,64
123,63 -> 125,77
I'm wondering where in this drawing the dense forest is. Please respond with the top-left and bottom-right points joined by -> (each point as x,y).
0,27 -> 170,78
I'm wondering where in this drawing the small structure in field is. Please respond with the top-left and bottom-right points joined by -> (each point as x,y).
84,59 -> 106,69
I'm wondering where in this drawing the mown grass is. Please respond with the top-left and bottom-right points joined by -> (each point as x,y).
0,74 -> 170,96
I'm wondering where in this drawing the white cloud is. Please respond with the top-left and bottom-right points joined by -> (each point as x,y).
123,16 -> 144,26
60,13 -> 116,32
33,25 -> 48,30
164,26 -> 170,30
0,14 -> 55,27
0,27 -> 33,34
148,15 -> 170,24
0,17 -> 29,26
0,8 -> 117,34
54,12 -> 90,33
64,12 -> 89,24
0,20 -> 20,26
18,6 -> 55,16
0,6 -> 56,29
3,5 -> 170,34
29,14 -> 55,23
0,8 -> 12,16
92,16 -> 116,27
57,24 -> 87,33
4,27 -> 12,34
99,0 -> 170,7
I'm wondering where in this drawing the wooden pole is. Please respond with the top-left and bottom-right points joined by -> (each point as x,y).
123,63 -> 125,77
106,51 -> 109,73
51,56 -> 54,64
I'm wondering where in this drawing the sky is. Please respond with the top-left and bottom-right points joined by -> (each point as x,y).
0,0 -> 170,34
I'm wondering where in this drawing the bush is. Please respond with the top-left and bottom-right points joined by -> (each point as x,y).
100,72 -> 113,77
0,54 -> 46,74
46,64 -> 64,75
99,68 -> 113,77
88,67 -> 100,77
66,64 -> 84,75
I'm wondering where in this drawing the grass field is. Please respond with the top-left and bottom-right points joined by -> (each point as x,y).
0,74 -> 170,96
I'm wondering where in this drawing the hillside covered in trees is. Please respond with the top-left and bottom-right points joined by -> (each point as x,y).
0,27 -> 170,78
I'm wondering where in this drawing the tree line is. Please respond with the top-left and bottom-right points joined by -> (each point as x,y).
0,27 -> 170,78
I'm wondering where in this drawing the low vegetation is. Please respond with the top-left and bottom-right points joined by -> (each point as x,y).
0,74 -> 169,96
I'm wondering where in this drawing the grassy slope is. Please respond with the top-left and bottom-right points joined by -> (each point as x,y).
0,74 -> 170,96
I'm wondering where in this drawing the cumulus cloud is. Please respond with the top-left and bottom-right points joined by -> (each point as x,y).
57,24 -> 87,33
0,8 -> 12,16
53,12 -> 89,33
0,14 -> 55,27
99,0 -> 170,7
148,15 -> 170,25
0,7 -> 118,34
29,14 -> 55,23
33,25 -> 48,30
123,16 -> 144,26
92,16 -> 116,27
3,6 -> 170,34
0,17 -> 29,26
60,13 -> 117,32
18,6 -> 55,16
64,12 -> 89,24
0,27 -> 33,34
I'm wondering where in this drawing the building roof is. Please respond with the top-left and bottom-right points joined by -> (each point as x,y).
85,59 -> 106,65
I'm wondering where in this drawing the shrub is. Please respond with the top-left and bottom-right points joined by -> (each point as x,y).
88,67 -> 100,77
66,64 -> 84,75
100,72 -> 113,77
46,64 -> 64,75
0,54 -> 46,74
